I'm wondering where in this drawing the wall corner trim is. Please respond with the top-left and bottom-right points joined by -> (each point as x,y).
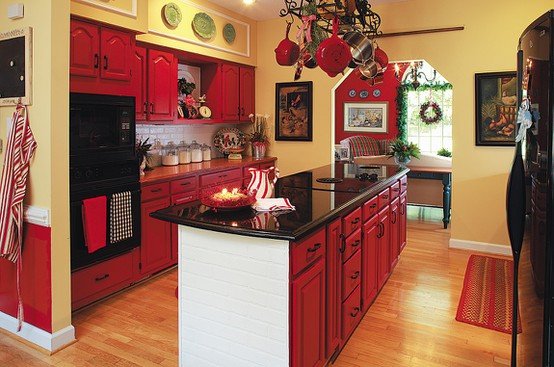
449,238 -> 512,256
0,312 -> 75,352
24,205 -> 51,227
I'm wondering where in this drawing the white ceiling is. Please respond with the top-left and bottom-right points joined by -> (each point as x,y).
206,0 -> 407,21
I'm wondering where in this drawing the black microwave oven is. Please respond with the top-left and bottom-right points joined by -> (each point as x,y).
70,93 -> 136,166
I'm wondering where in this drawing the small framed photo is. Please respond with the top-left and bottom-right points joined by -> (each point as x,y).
339,147 -> 350,161
344,102 -> 388,133
275,81 -> 313,141
475,71 -> 517,146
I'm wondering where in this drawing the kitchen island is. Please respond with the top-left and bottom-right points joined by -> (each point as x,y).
152,162 -> 409,367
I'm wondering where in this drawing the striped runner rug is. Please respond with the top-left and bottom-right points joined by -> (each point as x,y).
455,254 -> 522,334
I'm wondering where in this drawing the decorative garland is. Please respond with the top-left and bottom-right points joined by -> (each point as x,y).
396,82 -> 452,141
419,101 -> 442,124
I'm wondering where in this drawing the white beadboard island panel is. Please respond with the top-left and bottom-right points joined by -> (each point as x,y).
178,225 -> 290,367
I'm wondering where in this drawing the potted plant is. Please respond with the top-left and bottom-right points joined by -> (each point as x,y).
248,113 -> 270,159
437,147 -> 452,158
388,139 -> 420,167
178,78 -> 197,118
136,138 -> 152,175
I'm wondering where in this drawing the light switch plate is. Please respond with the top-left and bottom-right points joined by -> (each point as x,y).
7,3 -> 24,19
6,116 -> 12,136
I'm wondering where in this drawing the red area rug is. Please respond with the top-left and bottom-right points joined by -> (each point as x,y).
456,254 -> 521,334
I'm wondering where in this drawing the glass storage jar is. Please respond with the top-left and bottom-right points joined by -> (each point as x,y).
202,144 -> 212,161
178,141 -> 192,164
162,141 -> 179,166
190,140 -> 203,163
147,138 -> 163,167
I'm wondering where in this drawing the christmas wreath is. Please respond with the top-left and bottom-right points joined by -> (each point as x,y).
419,101 -> 443,124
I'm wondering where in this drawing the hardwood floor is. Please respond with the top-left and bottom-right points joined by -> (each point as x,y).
0,208 -> 511,366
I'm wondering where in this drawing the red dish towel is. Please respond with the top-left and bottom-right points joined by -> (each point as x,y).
82,196 -> 107,254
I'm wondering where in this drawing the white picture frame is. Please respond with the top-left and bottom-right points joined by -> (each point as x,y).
344,102 -> 388,133
0,27 -> 32,106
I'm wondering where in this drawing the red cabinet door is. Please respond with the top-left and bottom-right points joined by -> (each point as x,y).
326,219 -> 341,358
389,198 -> 400,270
239,67 -> 255,121
140,197 -> 172,275
170,191 -> 198,263
148,50 -> 176,121
291,258 -> 326,367
362,215 -> 378,312
132,46 -> 148,121
100,28 -> 132,81
221,64 -> 240,121
377,206 -> 390,290
70,20 -> 99,77
399,192 -> 407,253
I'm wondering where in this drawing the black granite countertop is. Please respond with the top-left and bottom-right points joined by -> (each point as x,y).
151,162 -> 408,241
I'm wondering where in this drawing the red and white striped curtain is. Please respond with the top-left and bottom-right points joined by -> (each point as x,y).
0,104 -> 37,330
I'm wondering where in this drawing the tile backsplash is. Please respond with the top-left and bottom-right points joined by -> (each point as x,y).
136,123 -> 239,158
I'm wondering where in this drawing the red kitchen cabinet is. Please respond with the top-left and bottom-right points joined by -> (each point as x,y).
377,205 -> 390,290
291,258 -> 326,367
399,192 -> 407,253
390,197 -> 400,270
100,28 -> 132,81
70,20 -> 100,77
140,197 -> 172,276
148,49 -> 177,121
239,67 -> 255,121
326,219 -> 342,358
362,215 -> 378,312
222,64 -> 240,121
132,46 -> 148,121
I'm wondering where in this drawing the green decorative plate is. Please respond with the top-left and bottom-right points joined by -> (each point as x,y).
163,3 -> 182,28
192,12 -> 216,39
223,23 -> 236,44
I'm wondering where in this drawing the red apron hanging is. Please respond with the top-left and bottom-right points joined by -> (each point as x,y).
0,104 -> 37,331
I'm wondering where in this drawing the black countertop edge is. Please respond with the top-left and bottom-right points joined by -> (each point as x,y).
150,167 -> 410,242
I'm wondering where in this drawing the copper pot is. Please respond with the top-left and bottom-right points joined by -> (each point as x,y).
358,60 -> 381,79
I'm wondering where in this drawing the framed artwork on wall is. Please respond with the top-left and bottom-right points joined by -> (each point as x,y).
344,102 -> 388,133
275,81 -> 313,141
475,71 -> 517,146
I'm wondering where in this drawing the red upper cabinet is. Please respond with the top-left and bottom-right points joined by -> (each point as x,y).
132,46 -> 148,121
326,219 -> 342,358
70,20 -> 100,78
222,64 -> 240,121
291,258 -> 326,367
100,28 -> 132,81
148,49 -> 177,121
239,67 -> 255,121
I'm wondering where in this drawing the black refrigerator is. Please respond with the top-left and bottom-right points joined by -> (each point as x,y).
508,10 -> 554,367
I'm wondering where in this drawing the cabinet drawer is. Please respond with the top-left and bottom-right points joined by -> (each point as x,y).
400,176 -> 408,193
142,182 -> 170,202
362,196 -> 378,223
390,182 -> 401,199
342,250 -> 362,301
378,188 -> 390,209
343,207 -> 362,237
172,192 -> 198,205
72,252 -> 133,307
171,176 -> 197,194
342,228 -> 362,263
291,228 -> 326,276
200,168 -> 242,188
341,285 -> 362,340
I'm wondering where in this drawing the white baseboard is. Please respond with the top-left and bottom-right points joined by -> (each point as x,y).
23,205 -> 50,227
449,238 -> 513,257
0,312 -> 75,351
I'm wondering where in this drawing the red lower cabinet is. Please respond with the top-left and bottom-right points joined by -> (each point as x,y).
390,197 -> 400,270
399,191 -> 407,253
326,219 -> 342,358
377,205 -> 390,289
291,258 -> 326,367
341,285 -> 362,341
140,197 -> 172,276
362,215 -> 378,312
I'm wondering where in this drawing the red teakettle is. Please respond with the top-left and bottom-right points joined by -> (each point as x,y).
315,17 -> 352,77
275,23 -> 300,66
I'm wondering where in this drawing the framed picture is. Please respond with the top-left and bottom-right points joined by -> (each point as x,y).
275,81 -> 313,141
475,72 -> 517,146
339,147 -> 350,161
0,27 -> 33,106
344,102 -> 388,133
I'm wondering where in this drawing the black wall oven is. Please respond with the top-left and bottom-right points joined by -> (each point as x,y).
70,93 -> 140,271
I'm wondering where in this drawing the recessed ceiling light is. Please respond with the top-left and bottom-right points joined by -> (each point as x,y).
243,0 -> 255,5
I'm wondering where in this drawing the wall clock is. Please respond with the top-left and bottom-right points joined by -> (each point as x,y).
199,106 -> 212,119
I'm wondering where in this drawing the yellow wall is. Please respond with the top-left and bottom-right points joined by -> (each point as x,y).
71,0 -> 148,33
0,0 -> 71,333
257,0 -> 553,247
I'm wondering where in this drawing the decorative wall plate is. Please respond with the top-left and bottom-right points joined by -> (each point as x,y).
192,12 -> 216,39
373,89 -> 381,97
359,90 -> 369,98
223,23 -> 236,44
348,89 -> 356,97
163,3 -> 182,27
213,128 -> 246,153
